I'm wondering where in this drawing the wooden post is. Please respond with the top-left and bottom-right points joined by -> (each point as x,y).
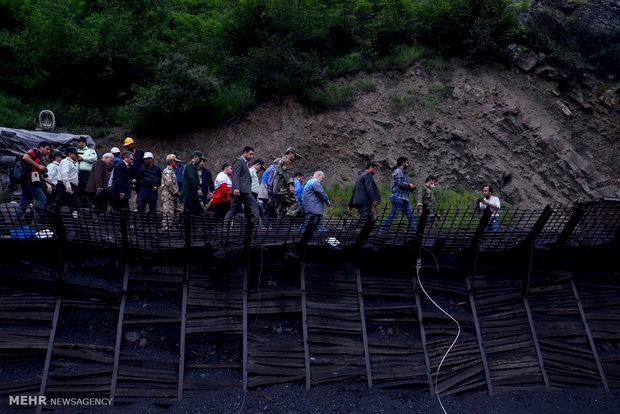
571,280 -> 610,391
300,263 -> 311,389
35,298 -> 61,414
521,205 -> 553,297
119,209 -> 129,254
110,263 -> 130,404
553,204 -> 585,248
177,265 -> 189,400
468,207 -> 492,277
523,296 -> 550,389
355,268 -> 373,388
467,277 -> 494,396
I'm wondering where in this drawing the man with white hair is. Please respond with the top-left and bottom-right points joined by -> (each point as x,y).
301,171 -> 330,232
86,152 -> 114,212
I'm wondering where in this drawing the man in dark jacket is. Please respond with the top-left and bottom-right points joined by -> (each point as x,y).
85,152 -> 114,212
199,160 -> 215,205
349,161 -> 381,220
110,151 -> 134,211
224,146 -> 259,223
181,150 -> 205,216
136,152 -> 162,215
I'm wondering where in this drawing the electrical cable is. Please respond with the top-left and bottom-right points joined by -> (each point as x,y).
415,250 -> 461,414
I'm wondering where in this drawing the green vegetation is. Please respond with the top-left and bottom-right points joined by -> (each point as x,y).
389,92 -> 416,113
0,0 -> 522,132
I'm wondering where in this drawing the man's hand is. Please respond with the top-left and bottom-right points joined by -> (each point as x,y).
37,164 -> 45,172
153,186 -> 158,191
371,201 -> 379,209
207,192 -> 213,199
198,189 -> 203,197
77,155 -> 84,161
418,206 -> 423,215
119,193 -> 125,199
408,183 -> 416,190
233,189 -> 240,197
66,186 -> 74,195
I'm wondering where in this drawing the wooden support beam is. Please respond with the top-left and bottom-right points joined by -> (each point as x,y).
570,280 -> 609,391
355,268 -> 373,389
300,263 -> 311,389
520,206 -> 553,297
412,278 -> 434,395
554,204 -> 585,247
523,296 -> 550,389
119,210 -> 130,253
352,215 -> 376,252
467,207 -> 492,275
466,277 -> 494,396
177,266 -> 189,400
35,297 -> 61,414
297,215 -> 319,257
242,265 -> 248,391
110,263 -> 130,404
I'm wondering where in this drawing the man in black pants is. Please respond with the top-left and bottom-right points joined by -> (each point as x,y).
349,161 -> 381,221
224,146 -> 260,223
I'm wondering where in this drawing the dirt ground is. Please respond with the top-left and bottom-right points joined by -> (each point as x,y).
24,384 -> 619,414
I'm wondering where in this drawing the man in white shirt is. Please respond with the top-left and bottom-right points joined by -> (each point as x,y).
56,147 -> 80,208
44,150 -> 64,202
478,185 -> 501,232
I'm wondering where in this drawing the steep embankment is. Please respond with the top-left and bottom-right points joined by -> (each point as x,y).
128,56 -> 619,207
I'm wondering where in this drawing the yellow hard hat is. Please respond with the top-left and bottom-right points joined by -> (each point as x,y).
123,137 -> 135,146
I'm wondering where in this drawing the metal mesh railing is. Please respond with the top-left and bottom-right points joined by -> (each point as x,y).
0,200 -> 618,252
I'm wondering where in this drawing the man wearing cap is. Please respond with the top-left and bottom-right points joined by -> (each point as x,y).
86,153 -> 114,213
42,150 -> 63,206
136,152 -> 162,215
272,147 -> 302,217
110,147 -> 122,167
76,136 -> 97,206
56,147 -> 80,209
224,146 -> 260,223
198,160 -> 215,206
182,150 -> 205,216
161,154 -> 183,230
122,136 -> 144,181
250,159 -> 265,218
110,151 -> 134,211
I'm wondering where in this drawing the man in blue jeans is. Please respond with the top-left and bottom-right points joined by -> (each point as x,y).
382,156 -> 417,233
15,141 -> 53,220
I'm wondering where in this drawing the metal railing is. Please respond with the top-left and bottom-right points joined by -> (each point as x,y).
1,199 -> 618,253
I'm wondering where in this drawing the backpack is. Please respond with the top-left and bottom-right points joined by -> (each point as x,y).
8,156 -> 28,184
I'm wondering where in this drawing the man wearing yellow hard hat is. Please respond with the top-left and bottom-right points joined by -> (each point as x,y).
122,136 -> 145,196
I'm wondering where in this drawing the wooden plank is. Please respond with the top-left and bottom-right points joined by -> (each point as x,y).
413,277 -> 434,395
242,264 -> 248,391
570,280 -> 610,391
523,296 -> 550,388
177,273 -> 188,400
110,263 -> 130,404
300,263 -> 312,389
355,268 -> 373,389
35,297 -> 61,414
466,277 -> 494,396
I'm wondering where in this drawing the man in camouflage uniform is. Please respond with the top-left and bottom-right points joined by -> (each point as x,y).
272,147 -> 302,217
161,154 -> 183,230
416,175 -> 441,221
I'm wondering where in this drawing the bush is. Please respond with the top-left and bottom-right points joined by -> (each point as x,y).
303,79 -> 375,111
389,93 -> 416,113
0,93 -> 36,129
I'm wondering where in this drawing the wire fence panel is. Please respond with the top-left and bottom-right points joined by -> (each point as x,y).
0,200 -> 618,252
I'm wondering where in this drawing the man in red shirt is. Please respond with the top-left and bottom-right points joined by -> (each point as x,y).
15,141 -> 52,219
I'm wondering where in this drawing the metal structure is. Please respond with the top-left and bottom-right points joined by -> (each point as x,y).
0,199 -> 618,408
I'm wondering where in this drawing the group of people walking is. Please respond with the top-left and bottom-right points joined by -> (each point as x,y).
13,138 -> 501,233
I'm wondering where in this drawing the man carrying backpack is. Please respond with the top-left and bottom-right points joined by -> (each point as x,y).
13,141 -> 52,219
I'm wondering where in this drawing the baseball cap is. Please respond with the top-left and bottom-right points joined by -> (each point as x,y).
252,158 -> 265,169
123,137 -> 135,146
192,150 -> 206,160
110,147 -> 121,154
53,150 -> 64,158
166,154 -> 181,162
285,147 -> 302,159
65,146 -> 78,155
77,136 -> 87,143
143,152 -> 154,159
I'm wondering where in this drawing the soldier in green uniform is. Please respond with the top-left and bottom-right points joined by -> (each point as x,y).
272,148 -> 302,217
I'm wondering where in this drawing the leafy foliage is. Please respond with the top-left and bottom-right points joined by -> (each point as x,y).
0,0 -> 535,131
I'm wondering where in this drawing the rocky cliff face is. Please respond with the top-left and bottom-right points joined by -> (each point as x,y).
132,55 -> 618,207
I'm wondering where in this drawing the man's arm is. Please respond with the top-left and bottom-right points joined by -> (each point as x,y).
59,161 -> 71,190
313,181 -> 330,204
22,152 -> 45,171
81,148 -> 97,165
231,160 -> 242,191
